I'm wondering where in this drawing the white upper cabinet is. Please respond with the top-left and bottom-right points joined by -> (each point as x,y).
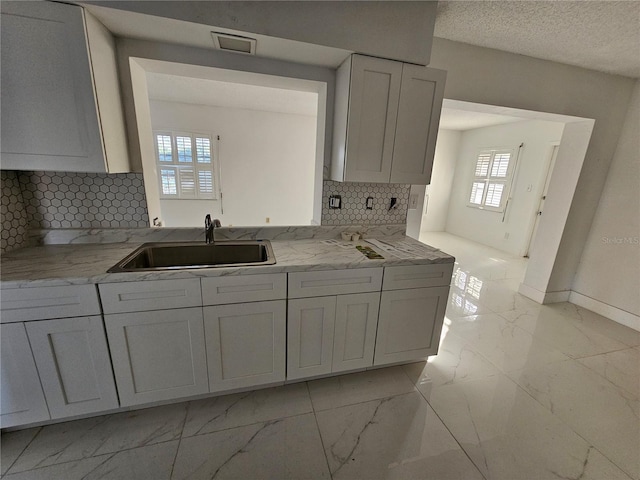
331,54 -> 446,184
390,64 -> 446,184
0,1 -> 129,173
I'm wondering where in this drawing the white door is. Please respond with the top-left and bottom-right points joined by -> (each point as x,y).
345,55 -> 403,182
26,316 -> 119,419
1,323 -> 50,428
105,308 -> 209,406
287,296 -> 336,380
525,144 -> 559,257
332,292 -> 380,373
390,64 -> 447,184
374,286 -> 449,366
205,300 -> 286,392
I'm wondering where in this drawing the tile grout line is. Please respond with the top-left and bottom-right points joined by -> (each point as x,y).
504,372 -> 636,479
3,439 -> 180,477
306,381 -> 334,480
2,427 -> 43,476
399,365 -> 489,480
448,275 -> 637,478
168,403 -> 190,479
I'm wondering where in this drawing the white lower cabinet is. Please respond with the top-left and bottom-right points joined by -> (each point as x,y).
287,296 -> 336,380
332,292 -> 380,373
0,323 -> 50,428
374,286 -> 449,366
287,292 -> 381,380
105,308 -> 209,406
204,300 -> 286,392
25,316 -> 119,419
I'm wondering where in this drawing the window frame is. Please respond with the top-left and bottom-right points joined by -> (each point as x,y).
153,131 -> 219,201
467,147 -> 517,213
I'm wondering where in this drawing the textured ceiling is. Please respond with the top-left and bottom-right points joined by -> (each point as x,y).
435,1 -> 640,78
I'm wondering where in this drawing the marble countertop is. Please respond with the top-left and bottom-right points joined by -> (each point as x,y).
0,236 -> 454,289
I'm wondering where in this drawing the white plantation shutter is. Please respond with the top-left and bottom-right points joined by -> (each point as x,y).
196,137 -> 211,164
160,168 -> 177,196
468,148 -> 515,211
176,136 -> 193,163
469,182 -> 485,205
475,153 -> 491,177
198,170 -> 214,196
179,169 -> 196,198
154,132 -> 218,200
490,153 -> 511,178
484,182 -> 504,208
156,134 -> 172,162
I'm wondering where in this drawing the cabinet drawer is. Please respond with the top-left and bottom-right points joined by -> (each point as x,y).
202,273 -> 286,305
382,263 -> 453,291
0,285 -> 100,322
288,268 -> 383,298
99,279 -> 202,314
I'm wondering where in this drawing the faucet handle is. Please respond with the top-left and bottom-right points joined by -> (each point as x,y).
213,218 -> 222,228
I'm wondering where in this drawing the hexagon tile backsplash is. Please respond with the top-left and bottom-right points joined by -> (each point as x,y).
18,171 -> 149,230
1,171 -> 30,253
321,180 -> 410,225
1,171 -> 409,253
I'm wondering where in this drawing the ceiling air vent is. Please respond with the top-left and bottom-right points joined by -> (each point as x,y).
211,32 -> 256,55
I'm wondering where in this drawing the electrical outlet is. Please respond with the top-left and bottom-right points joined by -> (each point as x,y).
265,217 -> 270,223
329,195 -> 341,209
409,194 -> 418,210
366,197 -> 373,210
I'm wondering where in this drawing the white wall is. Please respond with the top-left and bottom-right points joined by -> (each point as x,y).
445,120 -> 564,256
149,100 -> 316,227
571,80 -> 640,326
92,1 -> 436,66
421,129 -> 462,232
430,38 -> 635,301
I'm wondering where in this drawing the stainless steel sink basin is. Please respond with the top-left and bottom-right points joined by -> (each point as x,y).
107,240 -> 276,272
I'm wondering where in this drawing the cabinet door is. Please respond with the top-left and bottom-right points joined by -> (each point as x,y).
390,65 -> 446,184
345,55 -> 403,182
0,323 -> 50,428
374,287 -> 449,366
205,301 -> 286,392
287,297 -> 336,380
0,1 -> 104,172
26,317 -> 119,419
332,293 -> 380,373
105,308 -> 208,406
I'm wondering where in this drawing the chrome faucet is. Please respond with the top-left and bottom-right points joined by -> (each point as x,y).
205,214 -> 221,244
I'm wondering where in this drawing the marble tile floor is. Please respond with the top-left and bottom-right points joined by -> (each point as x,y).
1,233 -> 638,479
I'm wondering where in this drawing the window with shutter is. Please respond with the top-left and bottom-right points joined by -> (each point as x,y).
154,132 -> 218,200
468,148 -> 516,212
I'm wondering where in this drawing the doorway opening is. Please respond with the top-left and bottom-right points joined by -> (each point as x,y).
406,99 -> 595,302
407,99 -> 593,257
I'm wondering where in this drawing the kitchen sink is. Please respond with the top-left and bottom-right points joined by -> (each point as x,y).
107,240 -> 276,272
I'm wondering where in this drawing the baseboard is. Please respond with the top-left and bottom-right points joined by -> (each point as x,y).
569,291 -> 640,332
518,284 -> 570,304
518,283 -> 546,303
543,290 -> 571,303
